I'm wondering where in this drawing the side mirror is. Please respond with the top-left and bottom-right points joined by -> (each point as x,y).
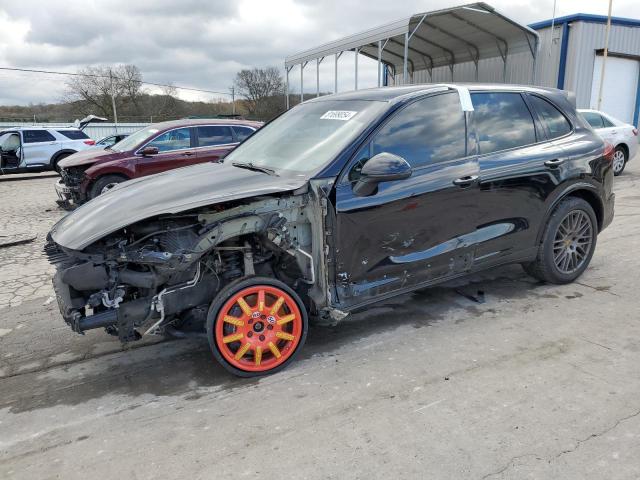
353,152 -> 412,197
140,146 -> 159,156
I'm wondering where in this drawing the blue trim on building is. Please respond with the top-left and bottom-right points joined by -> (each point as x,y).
556,21 -> 571,89
529,13 -> 640,31
634,68 -> 640,127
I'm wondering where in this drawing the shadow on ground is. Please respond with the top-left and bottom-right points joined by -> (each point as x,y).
3,265 -> 563,413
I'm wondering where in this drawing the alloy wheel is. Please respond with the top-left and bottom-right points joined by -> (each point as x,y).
613,150 -> 625,174
214,285 -> 304,373
553,210 -> 594,274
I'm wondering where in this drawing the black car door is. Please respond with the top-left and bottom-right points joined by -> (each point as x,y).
470,91 -> 572,268
333,92 -> 481,308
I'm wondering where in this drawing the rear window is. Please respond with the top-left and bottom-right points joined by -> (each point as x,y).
471,92 -> 537,155
529,95 -> 572,139
23,130 -> 56,143
57,130 -> 89,140
581,111 -> 604,129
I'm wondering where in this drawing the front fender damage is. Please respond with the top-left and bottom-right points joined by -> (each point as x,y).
46,181 -> 343,343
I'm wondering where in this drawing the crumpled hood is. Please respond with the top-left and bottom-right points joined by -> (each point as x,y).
50,162 -> 308,251
58,148 -> 127,168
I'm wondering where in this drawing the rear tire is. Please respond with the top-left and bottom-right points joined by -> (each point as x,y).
612,146 -> 627,176
522,197 -> 597,284
206,276 -> 308,377
89,174 -> 127,199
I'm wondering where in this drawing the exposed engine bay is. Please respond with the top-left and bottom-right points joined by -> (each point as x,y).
46,183 -> 336,343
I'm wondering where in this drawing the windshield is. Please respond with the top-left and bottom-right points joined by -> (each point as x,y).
111,126 -> 160,152
224,99 -> 387,175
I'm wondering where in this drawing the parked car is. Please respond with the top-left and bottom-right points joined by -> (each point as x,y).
92,133 -> 129,149
54,119 -> 262,207
0,126 -> 96,175
46,84 -> 614,377
578,109 -> 638,175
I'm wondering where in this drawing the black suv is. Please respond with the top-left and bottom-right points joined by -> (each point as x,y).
47,84 -> 614,377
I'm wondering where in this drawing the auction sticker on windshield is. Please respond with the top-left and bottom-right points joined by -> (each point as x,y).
321,111 -> 358,121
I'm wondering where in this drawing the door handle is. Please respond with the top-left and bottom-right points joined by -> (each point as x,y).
452,175 -> 478,187
182,151 -> 195,156
544,158 -> 565,169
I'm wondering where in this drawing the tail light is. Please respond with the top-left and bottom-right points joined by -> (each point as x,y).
632,128 -> 638,136
83,140 -> 96,145
603,141 -> 615,162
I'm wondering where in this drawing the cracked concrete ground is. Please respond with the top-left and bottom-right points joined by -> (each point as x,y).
0,173 -> 64,309
1,161 -> 640,479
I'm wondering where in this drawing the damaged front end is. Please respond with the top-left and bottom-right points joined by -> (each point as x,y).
46,187 -> 333,343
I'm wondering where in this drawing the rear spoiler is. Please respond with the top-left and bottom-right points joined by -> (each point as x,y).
73,115 -> 108,131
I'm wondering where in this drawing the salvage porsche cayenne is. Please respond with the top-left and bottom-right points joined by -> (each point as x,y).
46,84 -> 615,377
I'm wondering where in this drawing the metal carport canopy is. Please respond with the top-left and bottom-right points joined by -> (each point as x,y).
284,2 -> 539,106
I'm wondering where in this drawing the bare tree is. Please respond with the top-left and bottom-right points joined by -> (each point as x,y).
65,65 -> 143,119
234,67 -> 284,119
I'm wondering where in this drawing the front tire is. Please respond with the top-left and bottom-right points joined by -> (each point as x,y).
206,276 -> 308,377
612,146 -> 627,176
523,197 -> 597,284
89,174 -> 127,199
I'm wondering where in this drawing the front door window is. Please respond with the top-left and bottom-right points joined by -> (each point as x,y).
146,128 -> 191,152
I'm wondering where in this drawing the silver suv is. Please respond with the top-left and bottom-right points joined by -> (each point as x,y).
0,126 -> 96,174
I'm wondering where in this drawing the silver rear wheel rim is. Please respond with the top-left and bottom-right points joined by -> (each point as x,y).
613,150 -> 625,173
553,210 -> 593,274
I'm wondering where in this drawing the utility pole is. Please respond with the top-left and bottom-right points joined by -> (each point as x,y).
109,69 -> 119,133
230,86 -> 236,115
597,0 -> 614,110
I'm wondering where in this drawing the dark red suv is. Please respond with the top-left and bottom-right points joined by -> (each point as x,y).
55,119 -> 262,207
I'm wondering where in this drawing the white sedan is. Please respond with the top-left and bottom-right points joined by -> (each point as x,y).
578,109 -> 638,176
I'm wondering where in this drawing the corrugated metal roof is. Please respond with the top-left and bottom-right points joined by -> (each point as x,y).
529,13 -> 640,30
285,2 -> 539,71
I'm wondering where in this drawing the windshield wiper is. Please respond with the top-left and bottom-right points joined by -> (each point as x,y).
232,162 -> 278,176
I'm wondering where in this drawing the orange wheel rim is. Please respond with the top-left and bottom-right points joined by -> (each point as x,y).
215,285 -> 303,372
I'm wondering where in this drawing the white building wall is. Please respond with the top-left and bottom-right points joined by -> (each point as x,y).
564,22 -> 640,109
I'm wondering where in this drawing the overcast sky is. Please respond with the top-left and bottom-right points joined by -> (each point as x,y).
0,0 -> 637,106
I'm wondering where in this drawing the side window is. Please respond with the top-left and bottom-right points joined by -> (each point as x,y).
370,92 -> 467,169
23,130 -> 56,143
529,95 -> 571,139
232,126 -> 255,142
471,92 -> 537,154
57,130 -> 89,140
197,126 -> 234,147
602,115 -> 615,127
581,111 -> 604,129
146,128 -> 191,152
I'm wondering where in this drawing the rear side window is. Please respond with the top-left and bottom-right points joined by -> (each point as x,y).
197,126 -> 234,147
232,126 -> 255,142
581,111 -> 604,129
371,92 -> 467,169
471,92 -> 536,155
529,96 -> 571,139
23,130 -> 56,143
602,116 -> 615,127
57,130 -> 89,140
